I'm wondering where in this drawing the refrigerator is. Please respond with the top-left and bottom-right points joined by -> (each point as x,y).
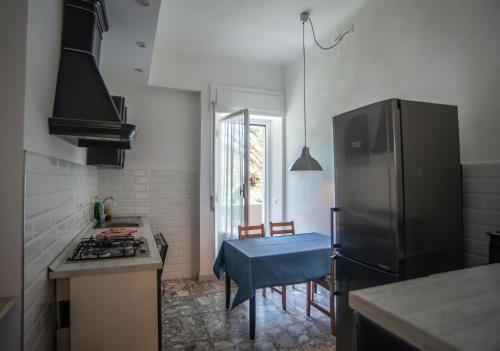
332,99 -> 463,351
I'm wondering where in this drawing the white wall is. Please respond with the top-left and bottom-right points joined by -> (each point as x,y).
20,1 -> 98,350
150,51 -> 284,93
106,86 -> 201,170
0,1 -> 28,350
24,0 -> 85,165
269,118 -> 285,223
285,0 -> 500,235
96,83 -> 201,279
149,50 -> 285,278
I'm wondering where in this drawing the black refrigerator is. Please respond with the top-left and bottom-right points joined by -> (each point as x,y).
332,99 -> 463,351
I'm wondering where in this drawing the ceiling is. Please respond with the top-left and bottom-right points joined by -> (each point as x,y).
153,0 -> 367,66
100,0 -> 162,87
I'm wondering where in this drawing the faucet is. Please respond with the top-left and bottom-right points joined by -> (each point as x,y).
102,196 -> 117,208
102,196 -> 117,221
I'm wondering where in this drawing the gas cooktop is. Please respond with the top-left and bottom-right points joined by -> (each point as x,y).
67,235 -> 148,262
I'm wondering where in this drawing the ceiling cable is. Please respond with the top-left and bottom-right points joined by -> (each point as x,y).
302,20 -> 307,147
308,16 -> 350,51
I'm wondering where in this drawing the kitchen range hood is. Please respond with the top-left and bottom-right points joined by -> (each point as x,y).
49,0 -> 136,149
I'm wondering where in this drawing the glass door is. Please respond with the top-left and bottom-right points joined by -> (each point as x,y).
248,124 -> 266,227
215,109 -> 249,248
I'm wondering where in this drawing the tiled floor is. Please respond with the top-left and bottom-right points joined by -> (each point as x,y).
162,278 -> 336,350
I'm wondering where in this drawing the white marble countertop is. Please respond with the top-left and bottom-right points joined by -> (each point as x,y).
349,264 -> 500,351
49,217 -> 163,279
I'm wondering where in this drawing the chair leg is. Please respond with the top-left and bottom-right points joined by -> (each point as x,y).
262,287 -> 266,297
313,281 -> 318,294
281,286 -> 286,311
306,281 -> 311,317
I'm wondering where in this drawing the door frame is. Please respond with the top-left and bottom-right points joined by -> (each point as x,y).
249,119 -> 271,233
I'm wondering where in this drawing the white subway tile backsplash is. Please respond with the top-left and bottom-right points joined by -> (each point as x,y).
485,195 -> 500,211
112,192 -> 135,201
113,207 -> 135,216
134,176 -> 153,184
462,162 -> 500,267
117,200 -> 147,208
463,193 -> 484,209
121,184 -> 147,192
146,183 -> 171,191
464,209 -> 500,227
134,191 -> 156,199
98,168 -> 199,280
123,169 -> 146,177
98,183 -> 122,192
463,238 -> 489,257
23,152 -> 97,351
462,178 -> 500,195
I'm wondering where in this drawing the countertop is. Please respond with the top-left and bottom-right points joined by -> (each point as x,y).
349,264 -> 500,351
49,217 -> 163,279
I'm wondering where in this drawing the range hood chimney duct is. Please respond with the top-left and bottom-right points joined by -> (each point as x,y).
49,0 -> 136,149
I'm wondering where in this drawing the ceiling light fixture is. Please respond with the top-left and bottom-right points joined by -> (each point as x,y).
135,41 -> 146,48
134,68 -> 144,72
135,0 -> 150,7
289,11 -> 352,172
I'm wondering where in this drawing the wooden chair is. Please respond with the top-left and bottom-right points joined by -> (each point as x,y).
269,221 -> 295,237
238,224 -> 268,297
268,221 -> 296,311
238,224 -> 265,239
306,249 -> 336,335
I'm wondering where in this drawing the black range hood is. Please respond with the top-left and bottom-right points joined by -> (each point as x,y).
49,0 -> 136,149
87,96 -> 128,168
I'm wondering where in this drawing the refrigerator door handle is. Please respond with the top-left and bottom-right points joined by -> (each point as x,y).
331,207 -> 340,250
331,254 -> 338,297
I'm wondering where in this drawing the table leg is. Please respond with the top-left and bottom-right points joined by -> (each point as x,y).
225,274 -> 231,309
249,293 -> 256,340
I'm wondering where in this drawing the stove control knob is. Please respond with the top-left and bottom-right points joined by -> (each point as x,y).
140,245 -> 147,253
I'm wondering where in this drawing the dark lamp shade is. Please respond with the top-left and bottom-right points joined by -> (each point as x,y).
289,146 -> 323,171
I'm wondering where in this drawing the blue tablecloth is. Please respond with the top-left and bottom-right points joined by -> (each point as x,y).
213,233 -> 331,309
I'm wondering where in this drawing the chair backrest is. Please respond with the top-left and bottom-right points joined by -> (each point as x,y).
269,221 -> 295,236
238,224 -> 265,239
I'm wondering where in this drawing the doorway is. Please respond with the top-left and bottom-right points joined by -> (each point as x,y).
248,124 -> 266,227
214,111 -> 279,249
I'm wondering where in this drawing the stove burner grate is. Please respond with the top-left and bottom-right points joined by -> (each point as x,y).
68,235 -> 142,262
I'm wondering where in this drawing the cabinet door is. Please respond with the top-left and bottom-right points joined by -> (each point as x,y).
335,255 -> 399,351
353,312 -> 418,351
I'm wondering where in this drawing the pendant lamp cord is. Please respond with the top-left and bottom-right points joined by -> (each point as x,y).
309,17 -> 350,51
302,20 -> 307,147
301,15 -> 350,147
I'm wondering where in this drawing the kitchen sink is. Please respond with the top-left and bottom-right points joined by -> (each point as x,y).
102,222 -> 140,228
94,216 -> 143,229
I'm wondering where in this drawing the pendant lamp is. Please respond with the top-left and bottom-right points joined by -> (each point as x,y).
289,12 -> 323,171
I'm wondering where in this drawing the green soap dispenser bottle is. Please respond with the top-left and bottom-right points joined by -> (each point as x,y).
93,196 -> 102,223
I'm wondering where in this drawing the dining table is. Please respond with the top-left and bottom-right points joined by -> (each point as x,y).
213,232 -> 332,339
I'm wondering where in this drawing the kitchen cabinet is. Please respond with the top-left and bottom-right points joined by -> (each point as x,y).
49,217 -> 163,351
349,264 -> 500,351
